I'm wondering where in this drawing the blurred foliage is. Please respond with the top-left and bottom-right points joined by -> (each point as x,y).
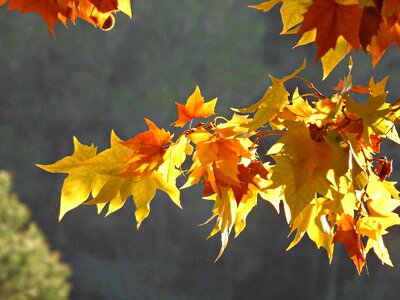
0,170 -> 71,299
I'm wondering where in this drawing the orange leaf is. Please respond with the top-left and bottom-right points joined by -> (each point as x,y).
360,6 -> 382,50
7,0 -> 60,34
297,0 -> 363,60
120,118 -> 172,177
370,134 -> 382,153
333,79 -> 370,94
333,214 -> 366,274
6,0 -> 131,35
231,161 -> 269,204
382,0 -> 400,16
173,86 -> 217,127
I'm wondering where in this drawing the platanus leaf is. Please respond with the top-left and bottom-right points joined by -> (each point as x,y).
4,0 -> 132,35
333,214 -> 366,274
173,86 -> 217,127
121,118 -> 172,177
297,0 -> 362,60
37,137 -> 98,220
235,59 -> 306,131
267,121 -> 332,220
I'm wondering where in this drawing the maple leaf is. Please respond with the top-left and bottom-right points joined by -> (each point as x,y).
321,36 -> 350,79
360,6 -> 382,50
250,0 -> 312,34
37,137 -> 98,220
375,158 -> 393,181
202,162 -> 270,259
267,121 -> 333,219
7,0 -> 60,34
182,122 -> 269,258
287,198 -> 334,261
333,214 -> 366,274
120,118 -> 172,177
38,129 -> 186,228
5,0 -> 132,34
173,86 -> 217,128
345,94 -> 392,147
334,80 -> 370,94
86,133 -> 186,228
235,59 -> 306,131
297,0 -> 363,60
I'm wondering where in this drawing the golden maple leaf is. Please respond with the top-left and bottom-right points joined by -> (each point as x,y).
173,86 -> 217,128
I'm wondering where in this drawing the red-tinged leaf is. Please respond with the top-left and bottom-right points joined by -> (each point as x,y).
7,0 -> 59,34
89,0 -> 118,13
334,79 -> 370,94
297,0 -> 363,60
360,6 -> 382,50
6,0 -> 131,34
231,161 -> 269,204
370,134 -> 382,153
173,86 -> 217,127
370,15 -> 400,66
308,123 -> 327,142
333,214 -> 366,274
375,158 -> 393,181
120,119 -> 172,177
382,0 -> 400,16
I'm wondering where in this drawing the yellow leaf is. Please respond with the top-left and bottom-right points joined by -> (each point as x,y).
279,0 -> 312,34
207,188 -> 237,261
287,199 -> 334,261
321,36 -> 349,80
268,121 -> 333,219
59,170 -> 100,221
295,28 -> 315,46
37,137 -> 99,220
118,0 -> 132,17
249,0 -> 282,12
131,172 -> 163,228
346,94 -> 391,147
84,131 -> 133,176
37,136 -> 97,173
366,237 -> 393,266
234,59 -> 306,131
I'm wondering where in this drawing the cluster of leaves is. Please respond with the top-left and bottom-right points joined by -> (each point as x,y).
252,0 -> 400,78
0,171 -> 71,299
0,0 -> 131,34
38,58 -> 400,273
4,0 -> 400,274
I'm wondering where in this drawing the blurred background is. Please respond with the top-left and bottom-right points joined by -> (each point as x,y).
1,0 -> 400,299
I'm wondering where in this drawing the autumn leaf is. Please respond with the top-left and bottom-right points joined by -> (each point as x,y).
235,59 -> 306,131
297,0 -> 362,60
250,0 -> 312,34
345,94 -> 392,147
287,198 -> 334,261
267,121 -> 333,219
37,137 -> 98,220
121,118 -> 172,177
333,214 -> 366,274
5,0 -> 132,34
360,6 -> 381,50
321,36 -> 349,79
7,0 -> 60,34
173,86 -> 217,127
